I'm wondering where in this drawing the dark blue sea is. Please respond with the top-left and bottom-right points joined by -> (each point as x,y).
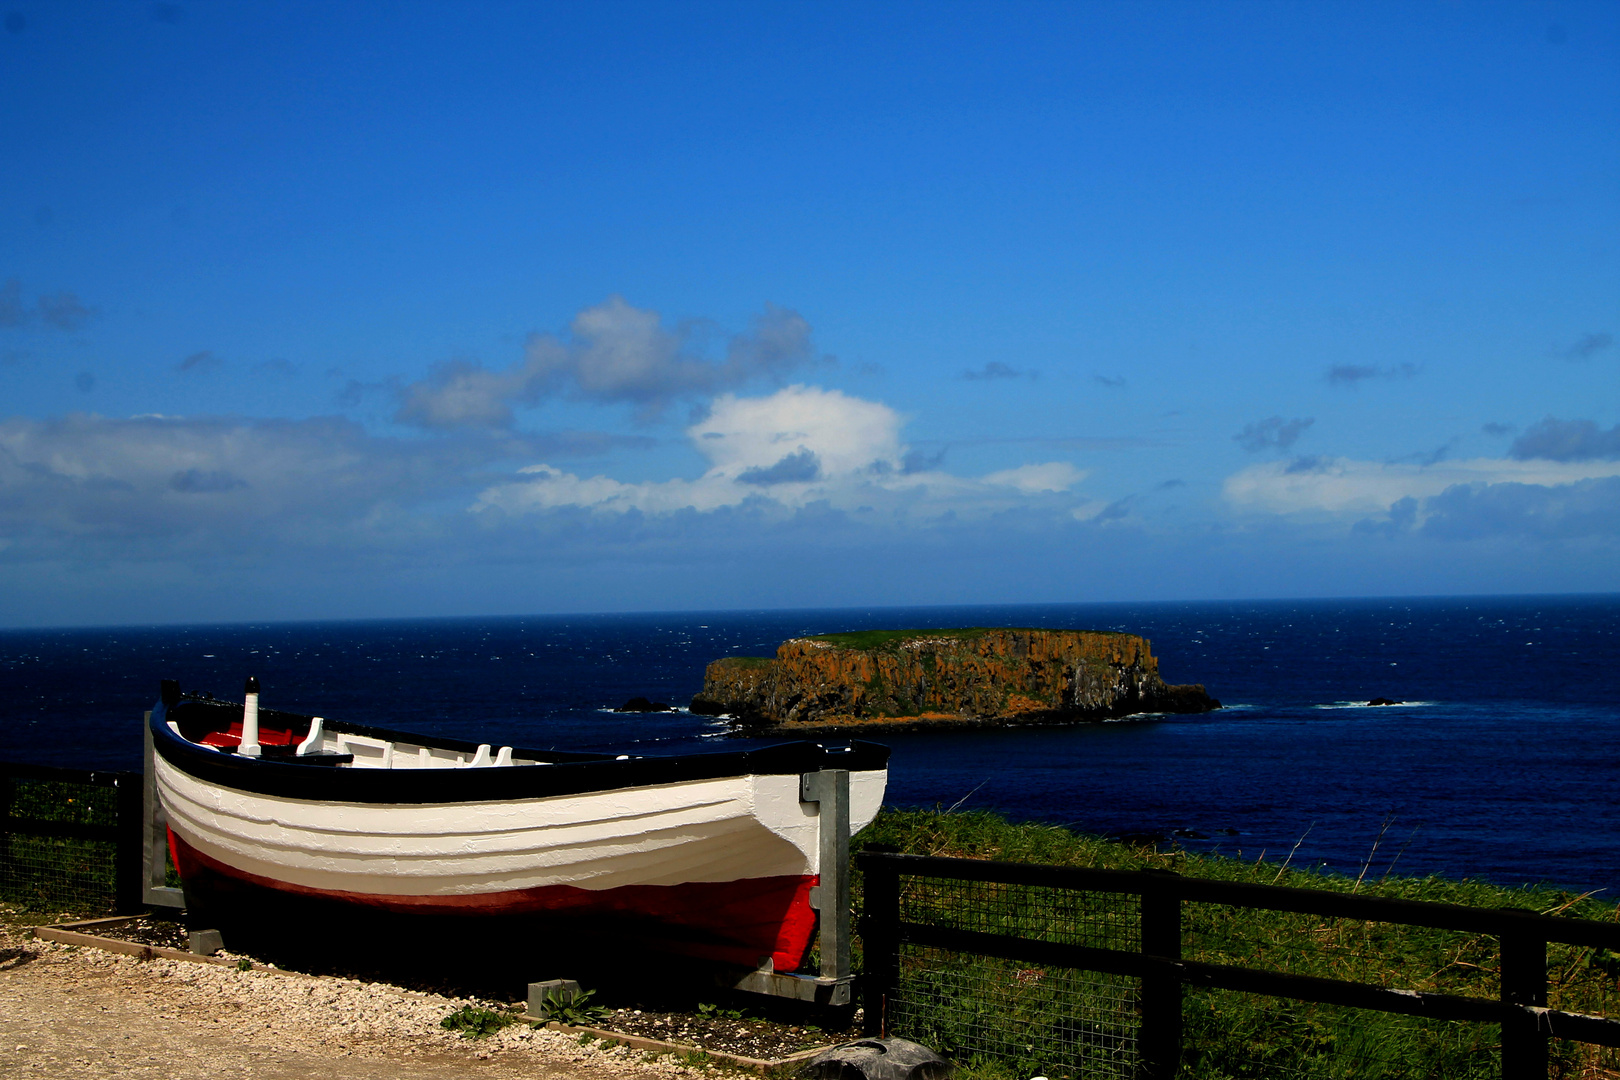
3,596 -> 1617,896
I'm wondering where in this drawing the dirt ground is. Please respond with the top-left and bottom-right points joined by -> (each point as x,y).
0,919 -> 713,1080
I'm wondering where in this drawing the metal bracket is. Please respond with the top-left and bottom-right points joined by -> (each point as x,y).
733,959 -> 855,1006
735,767 -> 853,1004
142,712 -> 186,910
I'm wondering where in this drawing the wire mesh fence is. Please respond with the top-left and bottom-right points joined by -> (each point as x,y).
875,870 -> 1145,1078
0,763 -> 136,915
897,871 -> 1142,951
890,941 -> 1139,1079
1180,901 -> 1620,1078
860,852 -> 1620,1080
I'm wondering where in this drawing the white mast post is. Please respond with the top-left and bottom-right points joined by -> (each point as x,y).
239,676 -> 262,757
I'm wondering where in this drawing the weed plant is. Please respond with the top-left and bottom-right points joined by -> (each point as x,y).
440,1004 -> 517,1039
536,987 -> 611,1027
851,809 -> 1620,1079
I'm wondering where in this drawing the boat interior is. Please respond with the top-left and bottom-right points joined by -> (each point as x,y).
164,696 -> 631,770
181,716 -> 540,768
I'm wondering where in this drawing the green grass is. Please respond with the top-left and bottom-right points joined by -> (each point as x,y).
807,627 -> 996,651
807,627 -> 1135,652
851,809 -> 1620,1080
807,627 -> 1137,652
8,776 -> 120,825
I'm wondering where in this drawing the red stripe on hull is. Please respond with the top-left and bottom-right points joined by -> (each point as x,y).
168,829 -> 819,971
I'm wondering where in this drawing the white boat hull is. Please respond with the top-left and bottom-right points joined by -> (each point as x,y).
151,690 -> 888,970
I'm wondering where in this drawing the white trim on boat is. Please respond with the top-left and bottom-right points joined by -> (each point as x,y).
295,717 -> 323,757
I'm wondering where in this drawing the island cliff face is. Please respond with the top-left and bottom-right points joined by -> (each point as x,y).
691,628 -> 1219,732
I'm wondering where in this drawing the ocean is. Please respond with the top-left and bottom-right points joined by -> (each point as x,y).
2,595 -> 1616,896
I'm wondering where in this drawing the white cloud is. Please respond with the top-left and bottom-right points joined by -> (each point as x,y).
0,395 -> 1093,567
983,462 -> 1085,494
692,385 -> 903,477
475,385 -> 1087,521
1224,456 -> 1620,518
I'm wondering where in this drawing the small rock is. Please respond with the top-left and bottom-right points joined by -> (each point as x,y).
615,697 -> 673,713
1366,697 -> 1403,707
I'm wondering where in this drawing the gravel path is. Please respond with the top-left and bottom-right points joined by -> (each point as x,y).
0,927 -> 710,1080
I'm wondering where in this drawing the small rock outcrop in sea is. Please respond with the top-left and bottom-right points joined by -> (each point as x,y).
1366,697 -> 1403,707
690,627 -> 1219,733
614,697 -> 673,713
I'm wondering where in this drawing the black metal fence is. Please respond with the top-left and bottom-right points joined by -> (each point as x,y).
0,762 -> 143,915
858,851 -> 1620,1080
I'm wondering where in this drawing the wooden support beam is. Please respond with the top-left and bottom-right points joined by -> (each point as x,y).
142,715 -> 185,910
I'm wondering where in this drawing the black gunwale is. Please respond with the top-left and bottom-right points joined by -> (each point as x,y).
150,696 -> 889,805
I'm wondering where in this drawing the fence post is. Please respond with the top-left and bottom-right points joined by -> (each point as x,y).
0,769 -> 12,891
114,769 -> 144,913
1139,870 -> 1183,1080
859,852 -> 900,1038
1500,926 -> 1547,1080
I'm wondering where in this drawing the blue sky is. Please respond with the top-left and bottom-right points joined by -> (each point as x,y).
1,1 -> 1616,627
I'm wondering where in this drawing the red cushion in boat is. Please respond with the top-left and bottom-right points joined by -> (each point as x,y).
197,721 -> 298,749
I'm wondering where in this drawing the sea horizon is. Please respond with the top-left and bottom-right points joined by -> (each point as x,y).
2,587 -> 1615,635
4,592 -> 1618,897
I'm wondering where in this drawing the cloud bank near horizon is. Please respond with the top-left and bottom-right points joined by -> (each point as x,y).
1223,441 -> 1620,541
0,381 -> 1097,564
3,291 -> 1617,625
474,384 -> 1090,521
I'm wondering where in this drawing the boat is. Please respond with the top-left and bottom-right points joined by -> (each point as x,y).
148,679 -> 888,973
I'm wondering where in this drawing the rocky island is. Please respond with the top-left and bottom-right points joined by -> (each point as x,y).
690,627 -> 1219,734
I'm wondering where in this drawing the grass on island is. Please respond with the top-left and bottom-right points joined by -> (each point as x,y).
850,809 -> 1620,1080
712,655 -> 775,668
806,628 -> 997,651
805,627 -> 1130,652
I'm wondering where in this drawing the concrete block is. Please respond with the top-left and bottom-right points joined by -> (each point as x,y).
187,929 -> 224,956
527,978 -> 581,1018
